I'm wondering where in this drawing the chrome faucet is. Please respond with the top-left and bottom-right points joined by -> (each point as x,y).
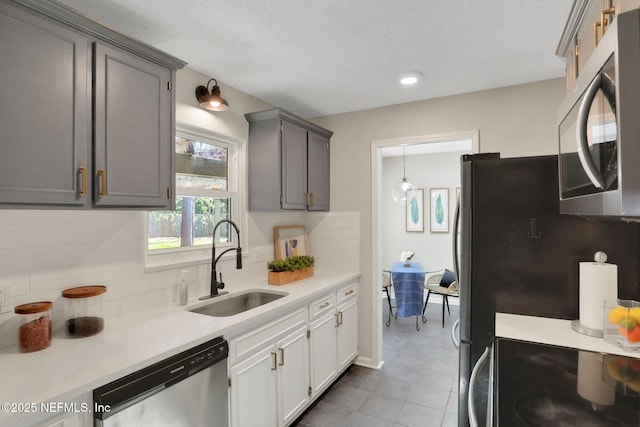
200,219 -> 242,300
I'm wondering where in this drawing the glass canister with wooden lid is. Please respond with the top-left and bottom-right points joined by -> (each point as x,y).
15,301 -> 52,353
62,285 -> 106,338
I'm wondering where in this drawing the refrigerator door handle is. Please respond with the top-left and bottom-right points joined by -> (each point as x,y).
451,318 -> 460,349
452,193 -> 461,281
468,346 -> 491,427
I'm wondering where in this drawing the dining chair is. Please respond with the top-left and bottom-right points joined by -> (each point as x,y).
382,270 -> 395,327
421,269 -> 459,327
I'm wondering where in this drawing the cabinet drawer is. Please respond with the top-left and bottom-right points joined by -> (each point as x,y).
229,307 -> 307,364
336,282 -> 357,305
309,294 -> 336,322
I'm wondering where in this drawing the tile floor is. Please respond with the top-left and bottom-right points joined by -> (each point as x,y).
293,301 -> 460,427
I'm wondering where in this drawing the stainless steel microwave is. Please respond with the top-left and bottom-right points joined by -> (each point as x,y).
558,9 -> 640,218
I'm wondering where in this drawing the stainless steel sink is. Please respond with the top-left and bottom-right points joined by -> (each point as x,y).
189,290 -> 288,317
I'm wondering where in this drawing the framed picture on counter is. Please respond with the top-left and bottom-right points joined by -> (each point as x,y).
274,225 -> 308,259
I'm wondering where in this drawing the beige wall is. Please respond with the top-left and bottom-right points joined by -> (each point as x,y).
311,78 -> 566,364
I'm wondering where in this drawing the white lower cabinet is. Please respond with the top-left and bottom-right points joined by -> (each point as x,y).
229,308 -> 310,427
277,326 -> 310,425
337,295 -> 358,371
229,345 -> 278,427
229,281 -> 358,426
309,294 -> 338,396
309,282 -> 358,398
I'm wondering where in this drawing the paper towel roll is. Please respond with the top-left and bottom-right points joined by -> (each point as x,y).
579,261 -> 617,330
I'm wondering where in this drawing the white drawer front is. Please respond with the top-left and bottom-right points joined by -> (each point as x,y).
229,307 -> 307,364
336,282 -> 357,305
309,294 -> 336,322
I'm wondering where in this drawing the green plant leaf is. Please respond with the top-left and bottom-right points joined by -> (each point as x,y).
268,255 -> 315,272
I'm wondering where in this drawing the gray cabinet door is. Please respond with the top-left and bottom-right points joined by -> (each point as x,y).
281,119 -> 308,210
0,2 -> 90,206
307,132 -> 330,211
94,42 -> 172,208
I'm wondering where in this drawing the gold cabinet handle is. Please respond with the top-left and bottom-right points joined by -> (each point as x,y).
271,352 -> 277,370
335,312 -> 340,328
320,302 -> 330,309
344,290 -> 354,296
594,20 -> 602,47
78,167 -> 87,195
338,311 -> 343,326
97,169 -> 106,198
278,348 -> 285,366
601,7 -> 616,33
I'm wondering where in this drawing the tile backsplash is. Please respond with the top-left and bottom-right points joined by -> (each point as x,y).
0,209 -> 360,349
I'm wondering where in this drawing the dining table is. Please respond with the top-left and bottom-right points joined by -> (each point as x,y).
391,261 -> 425,330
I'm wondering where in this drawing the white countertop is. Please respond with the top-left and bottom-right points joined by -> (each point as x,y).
0,269 -> 360,427
496,313 -> 640,359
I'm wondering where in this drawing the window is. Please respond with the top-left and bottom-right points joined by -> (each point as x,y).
147,128 -> 238,254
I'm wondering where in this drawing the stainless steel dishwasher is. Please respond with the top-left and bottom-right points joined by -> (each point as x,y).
93,336 -> 228,427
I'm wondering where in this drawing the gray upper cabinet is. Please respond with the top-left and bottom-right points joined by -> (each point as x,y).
246,108 -> 333,212
0,1 -> 90,206
0,0 -> 186,209
307,132 -> 330,211
93,43 -> 172,208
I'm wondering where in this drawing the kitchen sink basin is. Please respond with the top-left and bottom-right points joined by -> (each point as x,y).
189,290 -> 288,317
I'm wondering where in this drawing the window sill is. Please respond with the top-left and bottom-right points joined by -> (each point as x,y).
145,245 -> 243,273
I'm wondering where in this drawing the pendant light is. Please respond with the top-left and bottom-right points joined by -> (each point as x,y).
392,146 -> 415,205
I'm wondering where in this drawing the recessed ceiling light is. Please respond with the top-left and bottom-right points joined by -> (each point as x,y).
400,71 -> 423,86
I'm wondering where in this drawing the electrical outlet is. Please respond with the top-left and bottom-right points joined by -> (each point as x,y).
0,285 -> 11,314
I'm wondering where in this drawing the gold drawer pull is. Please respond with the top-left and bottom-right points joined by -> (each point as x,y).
319,302 -> 330,309
344,290 -> 354,296
97,169 -> 107,198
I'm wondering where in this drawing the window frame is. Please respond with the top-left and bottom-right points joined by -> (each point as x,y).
145,124 -> 246,272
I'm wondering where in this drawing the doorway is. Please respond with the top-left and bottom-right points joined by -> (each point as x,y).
370,131 -> 479,366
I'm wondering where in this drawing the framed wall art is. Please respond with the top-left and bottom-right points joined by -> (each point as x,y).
405,188 -> 424,232
274,225 -> 308,259
430,188 -> 449,233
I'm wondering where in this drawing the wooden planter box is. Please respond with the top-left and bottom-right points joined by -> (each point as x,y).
268,267 -> 314,286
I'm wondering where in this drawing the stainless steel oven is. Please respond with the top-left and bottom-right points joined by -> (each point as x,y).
558,9 -> 640,218
93,337 -> 228,427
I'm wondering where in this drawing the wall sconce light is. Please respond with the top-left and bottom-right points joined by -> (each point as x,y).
195,78 -> 230,111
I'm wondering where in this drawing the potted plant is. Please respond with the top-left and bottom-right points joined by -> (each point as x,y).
400,251 -> 415,267
268,255 -> 315,285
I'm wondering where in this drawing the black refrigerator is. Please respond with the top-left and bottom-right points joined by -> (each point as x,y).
456,153 -> 640,427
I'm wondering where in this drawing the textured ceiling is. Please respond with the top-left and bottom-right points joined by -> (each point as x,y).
57,0 -> 574,119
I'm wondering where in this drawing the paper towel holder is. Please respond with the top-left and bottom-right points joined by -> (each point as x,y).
571,251 -> 613,338
571,319 -> 605,337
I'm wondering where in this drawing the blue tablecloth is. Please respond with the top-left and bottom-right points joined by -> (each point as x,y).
391,262 -> 425,317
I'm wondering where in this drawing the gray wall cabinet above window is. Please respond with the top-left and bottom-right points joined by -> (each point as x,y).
245,108 -> 333,212
0,0 -> 186,210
